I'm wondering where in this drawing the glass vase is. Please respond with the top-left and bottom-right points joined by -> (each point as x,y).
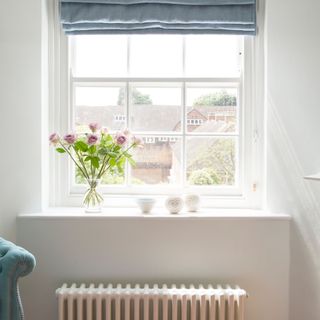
83,179 -> 104,213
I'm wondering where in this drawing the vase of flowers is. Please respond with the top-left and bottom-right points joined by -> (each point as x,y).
49,123 -> 142,213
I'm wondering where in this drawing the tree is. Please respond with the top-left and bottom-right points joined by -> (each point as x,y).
117,88 -> 153,105
189,169 -> 217,185
187,139 -> 235,185
193,90 -> 237,106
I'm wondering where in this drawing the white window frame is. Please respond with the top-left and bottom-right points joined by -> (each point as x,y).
48,0 -> 265,209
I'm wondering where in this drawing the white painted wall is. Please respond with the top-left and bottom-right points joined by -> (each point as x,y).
0,0 -> 43,241
17,215 -> 290,320
265,0 -> 320,319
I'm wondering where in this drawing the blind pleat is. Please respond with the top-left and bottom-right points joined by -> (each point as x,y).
61,0 -> 255,4
60,0 -> 256,35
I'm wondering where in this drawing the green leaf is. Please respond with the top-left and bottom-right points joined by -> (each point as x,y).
127,157 -> 136,166
106,135 -> 113,142
88,145 -> 96,154
84,156 -> 91,161
109,158 -> 117,167
117,160 -> 125,173
98,148 -> 109,155
91,157 -> 100,169
56,148 -> 66,153
75,141 -> 88,152
123,151 -> 131,157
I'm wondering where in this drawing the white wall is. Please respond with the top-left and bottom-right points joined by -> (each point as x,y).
266,0 -> 320,319
0,0 -> 43,241
17,215 -> 290,320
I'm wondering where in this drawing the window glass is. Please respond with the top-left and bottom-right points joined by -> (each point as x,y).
131,136 -> 182,185
73,35 -> 127,77
185,35 -> 240,77
74,86 -> 126,133
130,35 -> 183,77
130,86 -> 182,132
69,35 -> 243,191
186,87 -> 238,133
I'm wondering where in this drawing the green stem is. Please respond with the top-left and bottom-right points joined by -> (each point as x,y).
59,142 -> 89,180
96,154 -> 111,179
74,148 -> 90,180
100,144 -> 135,177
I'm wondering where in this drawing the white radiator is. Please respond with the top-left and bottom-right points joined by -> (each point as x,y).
56,284 -> 247,320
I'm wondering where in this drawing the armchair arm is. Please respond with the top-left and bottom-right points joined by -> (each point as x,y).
0,238 -> 36,320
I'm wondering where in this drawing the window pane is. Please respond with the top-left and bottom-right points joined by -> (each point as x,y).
186,137 -> 236,186
186,87 -> 238,133
185,35 -> 241,77
72,35 -> 127,77
130,136 -> 182,185
75,86 -> 126,133
130,35 -> 183,77
130,86 -> 182,132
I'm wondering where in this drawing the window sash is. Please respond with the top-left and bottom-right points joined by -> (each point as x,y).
68,35 -> 243,194
49,0 -> 263,208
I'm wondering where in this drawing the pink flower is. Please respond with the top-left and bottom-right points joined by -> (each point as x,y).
64,133 -> 77,144
89,122 -> 100,133
49,133 -> 60,145
123,128 -> 131,137
87,134 -> 99,145
115,132 -> 127,145
102,127 -> 109,134
132,135 -> 143,148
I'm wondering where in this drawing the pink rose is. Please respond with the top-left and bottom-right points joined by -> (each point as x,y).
89,122 -> 100,133
64,133 -> 77,144
115,132 -> 127,145
132,135 -> 143,148
102,127 -> 109,134
87,134 -> 99,145
49,133 -> 60,145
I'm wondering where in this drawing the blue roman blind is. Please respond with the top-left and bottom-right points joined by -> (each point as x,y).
60,0 -> 256,35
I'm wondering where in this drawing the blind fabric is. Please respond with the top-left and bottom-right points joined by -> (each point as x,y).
60,0 -> 256,35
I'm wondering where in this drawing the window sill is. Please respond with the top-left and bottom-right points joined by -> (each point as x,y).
18,208 -> 290,221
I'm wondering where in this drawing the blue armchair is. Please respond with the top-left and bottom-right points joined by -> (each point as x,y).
0,238 -> 36,320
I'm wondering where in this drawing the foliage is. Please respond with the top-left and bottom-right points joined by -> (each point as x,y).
49,125 -> 142,186
188,168 -> 221,185
187,139 -> 235,185
188,169 -> 215,185
193,90 -> 237,107
117,88 -> 153,106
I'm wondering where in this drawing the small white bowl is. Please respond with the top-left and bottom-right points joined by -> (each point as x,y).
136,198 -> 156,214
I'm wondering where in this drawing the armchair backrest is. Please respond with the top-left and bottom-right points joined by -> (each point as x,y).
0,238 -> 36,320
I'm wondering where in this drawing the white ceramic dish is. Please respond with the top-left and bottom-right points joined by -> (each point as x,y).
136,198 -> 156,214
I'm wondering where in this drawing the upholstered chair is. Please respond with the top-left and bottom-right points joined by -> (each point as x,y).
0,238 -> 36,320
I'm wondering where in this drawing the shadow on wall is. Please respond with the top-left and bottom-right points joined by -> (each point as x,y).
267,93 -> 320,320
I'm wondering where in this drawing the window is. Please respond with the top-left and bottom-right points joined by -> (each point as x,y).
53,31 -> 262,206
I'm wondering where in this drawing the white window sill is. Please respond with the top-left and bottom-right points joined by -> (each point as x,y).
18,208 -> 291,221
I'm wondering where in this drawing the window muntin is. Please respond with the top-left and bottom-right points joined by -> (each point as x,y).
69,35 -> 244,194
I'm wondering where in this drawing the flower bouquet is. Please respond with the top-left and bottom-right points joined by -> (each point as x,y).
49,123 -> 142,212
